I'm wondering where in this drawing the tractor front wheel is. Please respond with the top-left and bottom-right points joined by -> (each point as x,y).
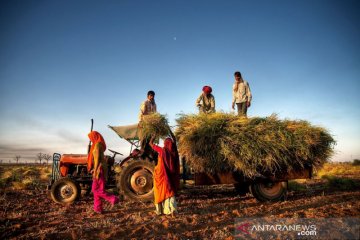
118,159 -> 155,201
50,177 -> 81,204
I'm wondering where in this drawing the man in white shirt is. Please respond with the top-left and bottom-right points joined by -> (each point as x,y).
139,90 -> 157,121
232,71 -> 252,117
138,90 -> 157,156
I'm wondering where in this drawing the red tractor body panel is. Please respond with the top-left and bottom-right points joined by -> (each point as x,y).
60,154 -> 88,164
60,154 -> 88,177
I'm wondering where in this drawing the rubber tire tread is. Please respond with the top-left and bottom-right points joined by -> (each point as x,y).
50,177 -> 81,204
117,159 -> 155,202
250,181 -> 287,202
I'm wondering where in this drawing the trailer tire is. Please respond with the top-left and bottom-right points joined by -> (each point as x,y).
117,159 -> 155,202
50,177 -> 81,204
250,181 -> 287,202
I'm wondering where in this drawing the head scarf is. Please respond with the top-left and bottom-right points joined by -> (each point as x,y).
202,86 -> 212,94
87,131 -> 106,171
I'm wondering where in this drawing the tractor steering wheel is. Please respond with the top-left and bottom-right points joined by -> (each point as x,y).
108,149 -> 123,157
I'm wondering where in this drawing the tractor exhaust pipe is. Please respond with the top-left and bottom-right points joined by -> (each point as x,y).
87,119 -> 94,154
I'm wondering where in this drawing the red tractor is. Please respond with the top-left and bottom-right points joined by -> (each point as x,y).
48,122 -> 157,204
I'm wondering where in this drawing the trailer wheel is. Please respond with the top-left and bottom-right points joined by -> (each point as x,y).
250,181 -> 287,202
117,159 -> 155,201
50,177 -> 81,204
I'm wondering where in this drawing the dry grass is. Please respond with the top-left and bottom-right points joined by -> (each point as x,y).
316,162 -> 360,178
175,113 -> 335,178
289,162 -> 360,192
0,165 -> 51,190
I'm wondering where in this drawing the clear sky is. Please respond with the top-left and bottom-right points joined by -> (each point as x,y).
0,0 -> 359,163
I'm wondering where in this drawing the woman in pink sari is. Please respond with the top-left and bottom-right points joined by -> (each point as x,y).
88,131 -> 119,214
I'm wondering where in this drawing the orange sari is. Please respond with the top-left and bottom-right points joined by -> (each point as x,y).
152,138 -> 180,204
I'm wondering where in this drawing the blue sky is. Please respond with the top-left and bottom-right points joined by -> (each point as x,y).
0,0 -> 359,163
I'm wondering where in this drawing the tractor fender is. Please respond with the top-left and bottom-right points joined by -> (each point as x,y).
119,149 -> 155,167
119,156 -> 133,168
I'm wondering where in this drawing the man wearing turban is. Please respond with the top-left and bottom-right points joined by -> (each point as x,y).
195,86 -> 216,114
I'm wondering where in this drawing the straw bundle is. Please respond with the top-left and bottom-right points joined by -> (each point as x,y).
140,113 -> 171,139
175,113 -> 335,178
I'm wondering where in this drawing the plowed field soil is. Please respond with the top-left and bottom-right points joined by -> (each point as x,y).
1,164 -> 359,239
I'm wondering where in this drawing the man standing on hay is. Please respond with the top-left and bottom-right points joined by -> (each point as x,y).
232,71 -> 252,117
138,90 -> 157,156
196,85 -> 216,114
139,90 -> 157,121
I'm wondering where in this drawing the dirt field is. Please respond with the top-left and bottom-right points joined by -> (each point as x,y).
1,163 -> 359,239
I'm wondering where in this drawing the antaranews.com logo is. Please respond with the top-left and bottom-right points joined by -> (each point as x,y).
234,218 -> 359,240
237,222 -> 317,236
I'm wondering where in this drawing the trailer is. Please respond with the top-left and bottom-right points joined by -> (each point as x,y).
109,124 -> 313,202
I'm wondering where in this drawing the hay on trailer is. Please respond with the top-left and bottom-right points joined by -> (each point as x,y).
175,113 -> 335,178
139,113 -> 171,139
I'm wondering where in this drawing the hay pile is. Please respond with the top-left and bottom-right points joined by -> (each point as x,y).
139,113 -> 171,139
175,113 -> 335,178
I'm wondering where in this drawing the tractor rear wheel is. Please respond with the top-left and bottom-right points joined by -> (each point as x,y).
50,177 -> 81,204
117,159 -> 155,201
250,181 -> 287,202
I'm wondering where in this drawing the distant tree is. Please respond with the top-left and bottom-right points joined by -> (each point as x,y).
14,155 -> 21,164
352,159 -> 360,166
43,154 -> 52,165
37,153 -> 44,165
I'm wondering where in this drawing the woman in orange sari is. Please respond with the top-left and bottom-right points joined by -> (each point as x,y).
88,131 -> 119,214
150,136 -> 180,216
